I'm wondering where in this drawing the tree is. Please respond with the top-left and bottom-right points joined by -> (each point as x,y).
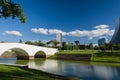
0,0 -> 26,23
46,41 -> 51,46
94,45 -> 99,50
74,41 -> 79,46
104,42 -> 109,50
89,43 -> 93,49
25,41 -> 34,45
73,45 -> 79,50
25,40 -> 46,47
47,40 -> 59,47
52,40 -> 59,47
36,40 -> 46,46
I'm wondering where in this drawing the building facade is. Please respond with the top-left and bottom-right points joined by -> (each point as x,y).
56,33 -> 62,46
98,38 -> 106,46
110,18 -> 120,44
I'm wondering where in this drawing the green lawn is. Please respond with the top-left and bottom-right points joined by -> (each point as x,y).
0,65 -> 78,80
49,50 -> 120,63
91,56 -> 120,63
57,50 -> 98,54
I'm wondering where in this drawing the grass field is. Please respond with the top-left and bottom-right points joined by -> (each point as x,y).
91,56 -> 120,63
57,50 -> 98,54
0,64 -> 78,80
49,50 -> 120,63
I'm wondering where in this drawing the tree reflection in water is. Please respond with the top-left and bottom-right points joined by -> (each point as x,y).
1,58 -> 120,80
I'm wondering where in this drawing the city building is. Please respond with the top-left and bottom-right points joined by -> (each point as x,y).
110,18 -> 120,44
74,41 -> 80,46
62,42 -> 66,47
98,38 -> 106,46
56,33 -> 62,46
62,41 -> 71,46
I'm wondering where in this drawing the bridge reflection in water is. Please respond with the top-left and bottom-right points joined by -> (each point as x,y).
10,59 -> 120,80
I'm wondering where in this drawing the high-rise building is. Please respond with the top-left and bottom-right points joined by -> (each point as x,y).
74,41 -> 80,46
62,41 -> 71,47
56,33 -> 62,46
110,18 -> 120,44
98,38 -> 106,46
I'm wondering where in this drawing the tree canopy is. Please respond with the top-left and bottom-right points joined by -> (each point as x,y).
47,40 -> 59,47
0,0 -> 26,23
25,40 -> 46,47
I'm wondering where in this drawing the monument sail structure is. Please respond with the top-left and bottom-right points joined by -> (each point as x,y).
110,18 -> 120,44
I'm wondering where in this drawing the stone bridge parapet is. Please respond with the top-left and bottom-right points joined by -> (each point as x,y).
0,43 -> 58,60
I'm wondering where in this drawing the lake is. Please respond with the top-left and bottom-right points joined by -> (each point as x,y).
0,58 -> 120,80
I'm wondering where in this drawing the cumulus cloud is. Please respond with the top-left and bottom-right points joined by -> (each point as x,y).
31,28 -> 67,36
48,29 -> 67,36
68,24 -> 114,39
31,28 -> 48,35
94,24 -> 109,29
31,24 -> 114,40
4,30 -> 22,37
106,30 -> 115,36
68,30 -> 89,37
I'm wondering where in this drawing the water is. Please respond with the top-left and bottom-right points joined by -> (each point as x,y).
0,58 -> 120,80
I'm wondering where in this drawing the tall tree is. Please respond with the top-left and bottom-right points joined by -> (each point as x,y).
0,0 -> 26,23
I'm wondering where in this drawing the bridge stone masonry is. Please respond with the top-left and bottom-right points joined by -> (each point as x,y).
0,43 -> 58,60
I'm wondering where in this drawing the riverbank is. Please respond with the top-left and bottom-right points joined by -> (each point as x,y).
92,50 -> 120,63
48,50 -> 120,63
0,64 -> 79,80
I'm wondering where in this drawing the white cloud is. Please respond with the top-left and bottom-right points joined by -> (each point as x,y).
68,30 -> 89,37
106,30 -> 115,36
31,28 -> 67,36
48,29 -> 67,36
68,24 -> 114,40
31,28 -> 48,35
31,24 -> 114,40
94,24 -> 109,29
4,30 -> 22,37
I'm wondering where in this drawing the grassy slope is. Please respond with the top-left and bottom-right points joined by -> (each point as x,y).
0,65 -> 78,80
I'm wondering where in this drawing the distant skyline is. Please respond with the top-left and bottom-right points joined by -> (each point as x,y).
0,0 -> 120,44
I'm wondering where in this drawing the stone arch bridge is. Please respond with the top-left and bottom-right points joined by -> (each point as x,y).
0,43 -> 58,60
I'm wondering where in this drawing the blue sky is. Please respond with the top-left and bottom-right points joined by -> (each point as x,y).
0,0 -> 120,44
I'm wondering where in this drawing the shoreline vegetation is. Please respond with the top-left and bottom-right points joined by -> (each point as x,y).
0,64 -> 79,80
48,50 -> 120,63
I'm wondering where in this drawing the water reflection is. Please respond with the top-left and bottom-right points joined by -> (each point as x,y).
15,60 -> 29,65
59,61 -> 120,80
27,59 -> 120,80
0,58 -> 120,80
0,58 -> 16,64
28,59 -> 62,74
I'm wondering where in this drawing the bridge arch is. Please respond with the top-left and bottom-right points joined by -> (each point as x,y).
0,48 -> 29,60
34,50 -> 46,58
0,43 -> 58,60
